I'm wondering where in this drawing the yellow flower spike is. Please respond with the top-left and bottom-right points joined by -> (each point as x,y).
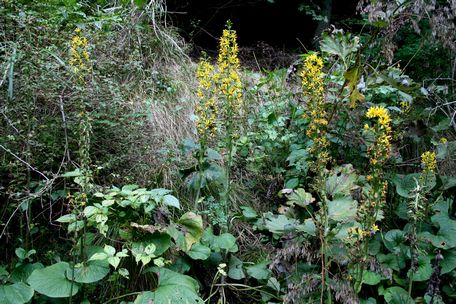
195,59 -> 218,140
421,151 -> 437,173
69,27 -> 90,82
300,53 -> 330,174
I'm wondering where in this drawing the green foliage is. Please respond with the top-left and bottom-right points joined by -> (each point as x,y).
1,1 -> 455,303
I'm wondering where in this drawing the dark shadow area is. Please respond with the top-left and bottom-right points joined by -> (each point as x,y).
167,0 -> 359,54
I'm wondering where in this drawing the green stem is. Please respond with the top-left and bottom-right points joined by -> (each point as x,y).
223,118 -> 234,233
194,144 -> 205,211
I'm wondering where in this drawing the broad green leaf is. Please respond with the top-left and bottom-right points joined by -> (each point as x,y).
384,230 -> 406,253
392,173 -> 435,198
162,194 -> 180,209
228,256 -> 245,280
9,263 -> 43,283
66,262 -> 110,284
286,188 -> 315,207
142,267 -> 204,304
264,214 -> 298,234
146,233 -> 171,256
187,243 -> 211,260
104,245 -> 116,257
88,252 -> 108,261
56,214 -> 77,223
212,233 -> 238,253
83,206 -> 99,217
206,148 -> 222,161
175,212 -> 204,251
0,282 -> 34,304
28,262 -> 79,298
362,271 -> 383,285
108,257 -> 121,269
430,200 -> 456,249
327,197 -> 357,222
383,286 -> 414,304
246,261 -> 270,280
410,256 -> 432,281
62,169 -> 82,177
441,250 -> 456,274
325,165 -> 357,198
297,218 -> 316,236
240,206 -> 258,220
320,32 -> 359,62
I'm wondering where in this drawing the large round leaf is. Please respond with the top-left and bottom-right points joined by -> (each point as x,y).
0,282 -> 34,304
66,261 -> 110,284
383,287 -> 414,304
28,262 -> 79,298
137,267 -> 203,304
327,197 -> 357,222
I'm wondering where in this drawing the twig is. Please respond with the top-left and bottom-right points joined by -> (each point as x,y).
0,143 -> 49,181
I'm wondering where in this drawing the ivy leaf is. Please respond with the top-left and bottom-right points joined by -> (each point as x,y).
28,262 -> 79,298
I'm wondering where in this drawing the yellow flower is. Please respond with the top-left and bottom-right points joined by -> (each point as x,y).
301,53 -> 330,173
371,224 -> 379,232
440,137 -> 448,144
421,151 -> 437,173
215,26 -> 243,119
366,106 -> 391,128
69,27 -> 90,81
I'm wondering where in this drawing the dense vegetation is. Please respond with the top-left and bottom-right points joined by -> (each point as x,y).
1,1 -> 455,303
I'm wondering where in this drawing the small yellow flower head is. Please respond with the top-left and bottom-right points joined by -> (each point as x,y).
365,106 -> 392,167
421,151 -> 437,173
366,106 -> 391,128
400,101 -> 410,112
371,224 -> 379,233
440,137 -> 448,144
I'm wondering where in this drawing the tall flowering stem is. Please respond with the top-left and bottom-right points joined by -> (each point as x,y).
193,23 -> 242,231
68,27 -> 92,303
215,24 -> 242,232
354,105 -> 392,293
301,53 -> 333,302
406,150 -> 437,296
